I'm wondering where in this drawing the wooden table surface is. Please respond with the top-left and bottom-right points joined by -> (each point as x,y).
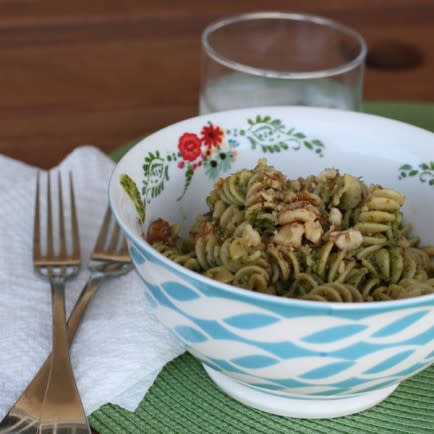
0,0 -> 433,169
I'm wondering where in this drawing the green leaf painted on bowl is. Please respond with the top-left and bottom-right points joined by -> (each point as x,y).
240,116 -> 324,156
120,174 -> 145,223
398,161 -> 434,186
120,114 -> 327,212
177,164 -> 195,201
142,151 -> 169,203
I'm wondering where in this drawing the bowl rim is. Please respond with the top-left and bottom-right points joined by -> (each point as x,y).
109,105 -> 434,312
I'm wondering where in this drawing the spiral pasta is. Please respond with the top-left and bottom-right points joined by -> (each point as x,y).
152,242 -> 200,271
147,159 -> 434,302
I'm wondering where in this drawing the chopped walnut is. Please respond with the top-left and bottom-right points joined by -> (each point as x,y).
260,187 -> 285,204
329,229 -> 363,251
284,191 -> 298,203
284,200 -> 311,210
329,207 -> 343,226
273,223 -> 304,248
298,190 -> 322,207
304,220 -> 323,244
319,168 -> 338,180
279,205 -> 319,225
241,223 -> 261,247
287,179 -> 301,192
270,179 -> 284,189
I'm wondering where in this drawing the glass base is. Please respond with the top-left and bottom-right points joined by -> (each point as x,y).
203,365 -> 398,419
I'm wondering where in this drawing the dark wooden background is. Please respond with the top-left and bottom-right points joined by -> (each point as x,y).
0,0 -> 433,169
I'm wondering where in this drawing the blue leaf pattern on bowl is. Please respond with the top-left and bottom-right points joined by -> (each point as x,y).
300,361 -> 354,380
372,310 -> 430,337
174,325 -> 208,343
231,355 -> 280,369
224,313 -> 280,329
303,325 -> 368,344
129,244 -> 146,264
161,281 -> 201,301
363,350 -> 414,375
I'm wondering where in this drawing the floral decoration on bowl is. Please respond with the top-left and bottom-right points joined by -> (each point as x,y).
140,115 -> 325,204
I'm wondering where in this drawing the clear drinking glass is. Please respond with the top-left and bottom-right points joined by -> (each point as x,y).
199,12 -> 367,114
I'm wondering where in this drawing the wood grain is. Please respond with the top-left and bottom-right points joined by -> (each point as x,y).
0,0 -> 433,168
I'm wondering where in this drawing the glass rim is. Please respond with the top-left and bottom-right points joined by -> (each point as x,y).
201,11 -> 368,79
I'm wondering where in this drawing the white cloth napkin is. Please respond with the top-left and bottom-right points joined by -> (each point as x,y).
0,146 -> 184,419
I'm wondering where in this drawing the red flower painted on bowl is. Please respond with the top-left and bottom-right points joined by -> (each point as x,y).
178,133 -> 202,161
201,124 -> 224,148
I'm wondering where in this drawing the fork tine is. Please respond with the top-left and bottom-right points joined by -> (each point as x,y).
46,172 -> 54,259
33,172 -> 41,260
119,235 -> 129,255
110,214 -> 130,256
108,220 -> 120,251
91,207 -> 130,262
69,173 -> 80,259
94,207 -> 112,253
58,172 -> 67,258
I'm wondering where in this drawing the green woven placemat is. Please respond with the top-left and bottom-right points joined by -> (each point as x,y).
91,353 -> 434,434
93,102 -> 434,434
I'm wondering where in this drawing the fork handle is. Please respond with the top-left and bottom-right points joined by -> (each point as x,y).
66,273 -> 104,342
37,276 -> 91,433
0,274 -> 102,433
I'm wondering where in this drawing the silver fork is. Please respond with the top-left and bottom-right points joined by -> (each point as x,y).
35,171 -> 89,434
0,200 -> 132,434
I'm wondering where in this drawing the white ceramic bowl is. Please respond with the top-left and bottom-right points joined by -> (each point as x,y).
109,106 -> 434,418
